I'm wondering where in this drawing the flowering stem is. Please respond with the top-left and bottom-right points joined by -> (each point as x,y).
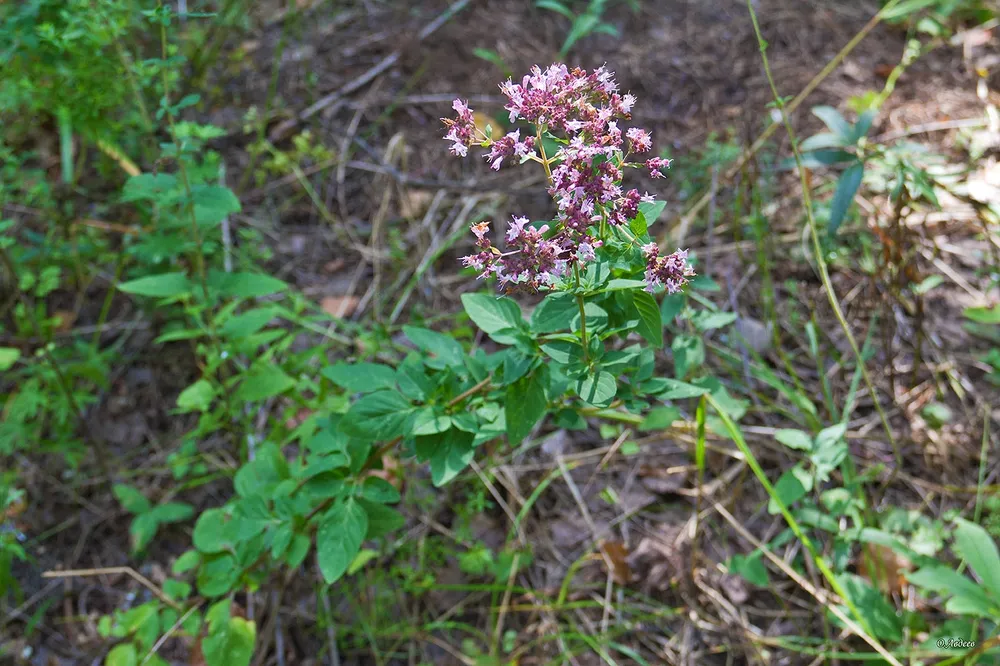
574,265 -> 589,363
535,125 -> 553,183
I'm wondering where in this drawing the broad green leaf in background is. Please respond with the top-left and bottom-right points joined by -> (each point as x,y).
207,271 -> 288,299
812,106 -> 853,140
317,498 -> 368,584
202,616 -> 256,666
671,334 -> 704,379
176,379 -> 215,413
119,272 -> 192,297
952,518 -> 1000,600
834,574 -> 903,642
728,552 -> 770,586
657,379 -> 709,400
105,644 -> 138,666
322,362 -> 397,393
639,405 -> 681,431
113,484 -> 151,514
827,162 -> 864,237
775,428 -> 813,452
234,365 -> 295,402
964,305 -> 1000,325
0,347 -> 20,371
358,499 -> 405,539
768,465 -> 811,514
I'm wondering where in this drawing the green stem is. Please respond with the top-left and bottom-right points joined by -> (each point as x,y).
744,0 -> 900,473
705,393 -> 895,660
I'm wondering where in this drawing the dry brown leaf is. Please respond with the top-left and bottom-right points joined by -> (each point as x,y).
321,295 -> 360,318
858,543 -> 911,596
473,112 -> 503,139
51,310 -> 77,334
323,258 -> 346,274
365,455 -> 403,492
598,540 -> 632,585
399,189 -> 433,219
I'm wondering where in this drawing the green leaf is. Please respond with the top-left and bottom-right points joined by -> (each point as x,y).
172,550 -> 201,575
729,552 -> 770,587
689,310 -> 737,332
202,616 -> 256,666
191,185 -> 241,226
632,291 -> 663,348
322,362 -> 397,393
121,173 -> 177,202
317,499 -> 368,584
800,132 -> 849,151
638,200 -> 666,226
793,150 -> 855,169
629,212 -> 647,237
657,379 -> 709,400
461,293 -> 524,344
834,574 -> 902,642
207,271 -> 288,299
603,279 -> 647,292
119,272 -> 192,297
671,334 -> 704,380
197,553 -> 239,596
114,484 -> 151,514
234,365 -> 295,402
881,0 -> 939,20
768,466 -> 811,514
827,162 -> 864,237
193,508 -> 234,554
638,405 -> 679,432
812,423 -> 848,482
176,379 -> 215,413
531,292 -> 578,334
218,307 -> 279,339
106,643 -> 138,666
953,518 -> 1000,600
360,477 -> 401,504
0,347 -> 20,371
148,502 -> 194,524
812,106 -> 853,139
130,513 -> 160,553
403,325 -> 465,369
506,369 -> 548,445
575,371 -> 617,408
348,549 -> 380,575
540,340 -> 583,365
775,429 -> 813,452
339,390 -> 416,440
358,499 -> 405,539
417,428 -> 476,487
964,305 -> 1000,324
907,565 -> 994,607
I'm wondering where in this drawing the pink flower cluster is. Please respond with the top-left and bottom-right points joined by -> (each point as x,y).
642,245 -> 695,294
445,64 -> 693,294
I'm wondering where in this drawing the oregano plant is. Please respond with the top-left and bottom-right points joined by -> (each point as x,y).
98,63 -> 724,666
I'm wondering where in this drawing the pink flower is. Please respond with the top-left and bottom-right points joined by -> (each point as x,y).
641,192 -> 656,204
646,157 -> 672,178
643,246 -> 695,293
626,127 -> 651,153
